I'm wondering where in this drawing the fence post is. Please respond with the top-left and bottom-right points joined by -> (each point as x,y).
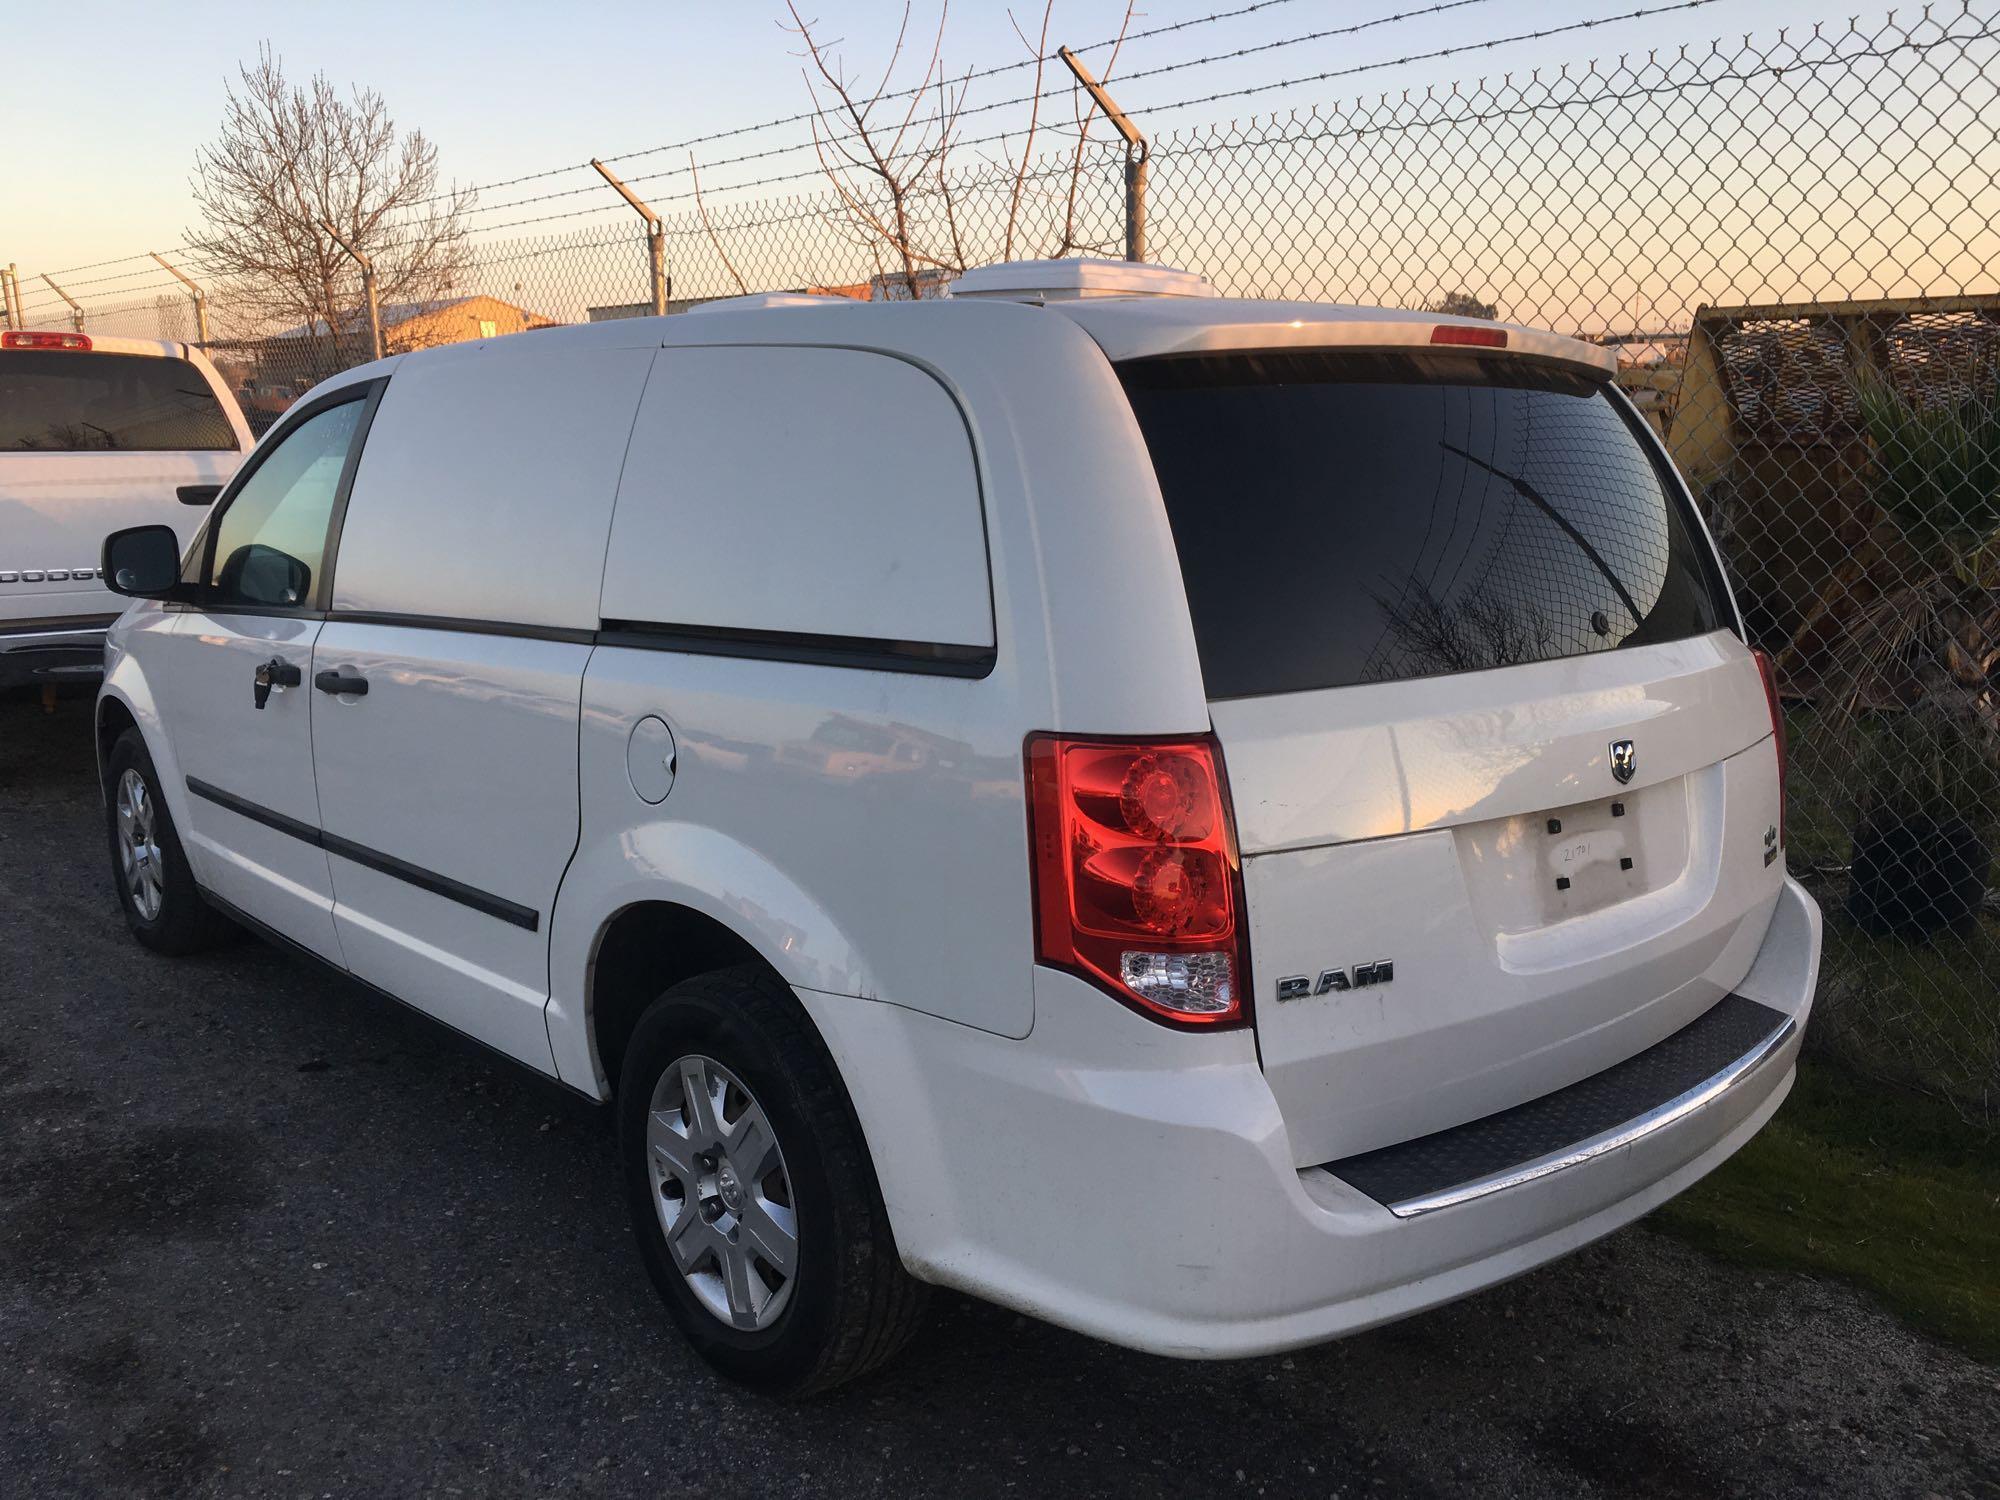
592,158 -> 669,316
0,265 -> 14,330
1058,46 -> 1149,262
41,274 -> 86,334
149,252 -> 211,349
5,267 -> 22,330
318,221 -> 382,361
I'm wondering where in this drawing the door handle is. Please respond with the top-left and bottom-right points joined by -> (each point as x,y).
314,669 -> 369,697
252,656 -> 302,710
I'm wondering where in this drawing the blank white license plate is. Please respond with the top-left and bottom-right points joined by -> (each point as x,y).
1541,800 -> 1643,918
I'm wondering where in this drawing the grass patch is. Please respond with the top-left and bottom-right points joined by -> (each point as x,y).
1653,1059 -> 2000,1362
1812,918 -> 2000,1116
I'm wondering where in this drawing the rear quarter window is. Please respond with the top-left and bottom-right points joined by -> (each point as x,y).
600,346 -> 993,650
0,350 -> 236,452
1118,350 -> 1730,699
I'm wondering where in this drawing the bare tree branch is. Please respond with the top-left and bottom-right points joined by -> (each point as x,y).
184,44 -> 472,376
783,2 -> 1132,288
787,1 -> 971,298
690,155 -> 749,296
1001,2 -> 1056,261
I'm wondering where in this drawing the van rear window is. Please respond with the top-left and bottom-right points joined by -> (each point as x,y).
1118,350 -> 1729,700
0,350 -> 236,452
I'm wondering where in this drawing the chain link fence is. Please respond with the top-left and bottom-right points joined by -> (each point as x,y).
11,3 -> 1999,1124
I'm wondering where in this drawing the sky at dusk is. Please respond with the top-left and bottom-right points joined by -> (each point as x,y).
6,0 -> 1852,280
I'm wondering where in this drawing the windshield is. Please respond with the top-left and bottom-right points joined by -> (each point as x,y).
1118,349 -> 1731,700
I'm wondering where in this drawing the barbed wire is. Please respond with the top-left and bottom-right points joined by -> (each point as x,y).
1055,0 -> 1734,125
25,250 -> 157,279
444,0 -> 1727,237
21,0 -> 1960,292
23,0 -> 1716,281
16,276 -> 187,318
27,262 -> 188,295
443,0 -> 1519,225
406,0 -> 1341,208
17,0 -> 1510,279
422,0 -> 1714,242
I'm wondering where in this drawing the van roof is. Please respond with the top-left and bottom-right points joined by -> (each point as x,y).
354,267 -> 1615,388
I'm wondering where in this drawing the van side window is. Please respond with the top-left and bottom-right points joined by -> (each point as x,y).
602,347 -> 993,650
206,398 -> 364,609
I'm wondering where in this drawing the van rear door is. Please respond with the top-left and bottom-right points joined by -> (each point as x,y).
1116,347 -> 1785,1168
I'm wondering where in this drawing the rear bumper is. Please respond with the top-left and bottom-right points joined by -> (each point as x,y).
805,876 -> 1820,1359
0,616 -> 115,687
1321,991 -> 1794,1217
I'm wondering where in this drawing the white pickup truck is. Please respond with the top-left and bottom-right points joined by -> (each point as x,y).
1,330 -> 249,690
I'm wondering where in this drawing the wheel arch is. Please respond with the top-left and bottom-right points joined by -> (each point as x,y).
546,819 -> 885,1098
585,899 -> 788,1097
95,656 -> 204,887
95,693 -> 139,790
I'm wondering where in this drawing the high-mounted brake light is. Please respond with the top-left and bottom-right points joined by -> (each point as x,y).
2,330 -> 92,351
1026,734 -> 1250,1028
1752,648 -> 1787,850
1430,324 -> 1507,349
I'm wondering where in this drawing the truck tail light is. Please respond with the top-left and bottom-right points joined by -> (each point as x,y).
1752,648 -> 1787,849
1026,734 -> 1250,1028
2,330 -> 91,351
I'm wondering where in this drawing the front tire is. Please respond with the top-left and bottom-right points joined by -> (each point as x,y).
103,728 -> 232,955
617,964 -> 927,1394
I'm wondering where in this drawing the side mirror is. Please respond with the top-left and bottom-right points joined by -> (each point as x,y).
102,525 -> 189,601
177,483 -> 222,507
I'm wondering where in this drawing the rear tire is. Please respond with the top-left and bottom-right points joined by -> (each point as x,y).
617,964 -> 927,1394
103,728 -> 233,955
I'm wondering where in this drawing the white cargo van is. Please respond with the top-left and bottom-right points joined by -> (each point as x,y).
95,261 -> 1819,1393
1,331 -> 249,689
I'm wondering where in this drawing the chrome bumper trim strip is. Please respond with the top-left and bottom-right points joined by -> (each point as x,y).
1386,1013 -> 1797,1218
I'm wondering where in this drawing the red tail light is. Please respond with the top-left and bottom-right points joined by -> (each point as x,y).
1752,648 -> 1787,849
1430,324 -> 1506,349
1026,734 -> 1250,1028
2,330 -> 91,351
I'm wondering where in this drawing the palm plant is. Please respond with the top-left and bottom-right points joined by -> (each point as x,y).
1858,374 -> 2000,568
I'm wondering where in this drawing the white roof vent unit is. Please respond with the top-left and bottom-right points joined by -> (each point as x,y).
685,292 -> 860,314
947,258 -> 1218,304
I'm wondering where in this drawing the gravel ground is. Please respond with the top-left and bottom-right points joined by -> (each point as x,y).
2,691 -> 1996,1500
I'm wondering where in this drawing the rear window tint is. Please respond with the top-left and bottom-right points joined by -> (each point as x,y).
0,350 -> 236,452
1118,350 -> 1730,699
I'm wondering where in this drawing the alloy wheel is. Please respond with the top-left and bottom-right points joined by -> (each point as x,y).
115,768 -> 165,922
646,1054 -> 800,1330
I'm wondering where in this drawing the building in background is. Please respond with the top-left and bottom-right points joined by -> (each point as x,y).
269,294 -> 558,353
217,295 -> 558,430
